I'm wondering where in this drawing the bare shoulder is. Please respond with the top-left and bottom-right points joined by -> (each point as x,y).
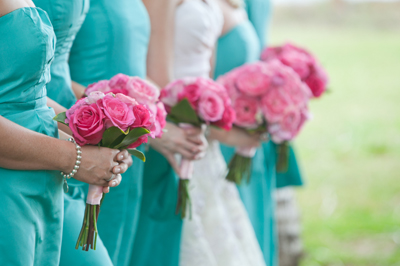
0,0 -> 33,18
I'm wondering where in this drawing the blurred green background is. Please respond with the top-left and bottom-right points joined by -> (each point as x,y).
269,1 -> 400,265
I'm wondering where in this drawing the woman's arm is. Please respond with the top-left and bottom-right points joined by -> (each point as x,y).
71,80 -> 86,100
143,0 -> 180,88
47,97 -> 72,134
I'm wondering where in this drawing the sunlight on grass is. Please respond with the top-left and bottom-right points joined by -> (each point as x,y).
270,6 -> 400,265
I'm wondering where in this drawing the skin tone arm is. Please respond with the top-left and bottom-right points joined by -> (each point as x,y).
71,80 -> 86,100
0,0 -> 132,190
143,0 -> 208,175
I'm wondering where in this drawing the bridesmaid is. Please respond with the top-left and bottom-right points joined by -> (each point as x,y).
130,1 -> 208,265
214,0 -> 277,265
63,1 -> 206,265
0,0 -> 130,265
244,1 -> 305,265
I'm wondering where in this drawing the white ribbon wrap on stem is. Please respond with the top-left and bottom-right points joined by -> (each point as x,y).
236,146 -> 257,158
86,185 -> 103,205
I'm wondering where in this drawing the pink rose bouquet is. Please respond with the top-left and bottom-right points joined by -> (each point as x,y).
217,61 -> 311,183
85,73 -> 167,139
54,88 -> 154,252
261,43 -> 329,98
160,77 -> 235,218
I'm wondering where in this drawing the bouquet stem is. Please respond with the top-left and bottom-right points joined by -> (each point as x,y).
176,179 -> 191,219
226,147 -> 256,185
276,142 -> 289,173
75,185 -> 103,251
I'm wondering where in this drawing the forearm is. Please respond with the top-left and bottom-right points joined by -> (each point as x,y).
0,115 -> 75,172
71,80 -> 86,100
143,0 -> 177,87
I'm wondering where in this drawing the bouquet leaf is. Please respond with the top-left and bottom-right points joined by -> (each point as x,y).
127,149 -> 146,162
114,127 -> 150,149
53,112 -> 68,125
167,99 -> 201,126
101,127 -> 128,148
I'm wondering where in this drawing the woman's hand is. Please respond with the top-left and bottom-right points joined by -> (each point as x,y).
69,146 -> 131,193
149,122 -> 208,175
210,126 -> 262,149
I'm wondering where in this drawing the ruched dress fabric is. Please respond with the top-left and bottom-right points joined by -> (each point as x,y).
214,20 -> 278,266
175,1 -> 266,266
0,7 -> 62,266
61,1 -> 150,265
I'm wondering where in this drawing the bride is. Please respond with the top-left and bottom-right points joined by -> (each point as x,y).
172,0 -> 267,265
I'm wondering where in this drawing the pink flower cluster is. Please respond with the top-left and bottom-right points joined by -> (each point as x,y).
261,43 -> 329,98
217,61 -> 311,143
85,74 -> 167,138
160,77 -> 235,130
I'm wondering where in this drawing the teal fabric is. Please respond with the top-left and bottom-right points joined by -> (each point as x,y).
66,1 -> 150,265
215,21 -> 278,266
0,7 -> 62,266
274,143 -> 304,188
130,147 -> 182,266
244,0 -> 272,47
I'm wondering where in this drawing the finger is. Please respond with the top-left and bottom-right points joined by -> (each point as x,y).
114,162 -> 128,175
103,186 -> 110,193
109,174 -> 122,187
178,148 -> 197,160
183,127 -> 202,136
115,149 -> 129,161
166,154 -> 181,176
186,135 -> 205,145
121,156 -> 133,167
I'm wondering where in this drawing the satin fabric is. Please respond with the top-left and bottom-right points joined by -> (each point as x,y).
0,7 -> 62,266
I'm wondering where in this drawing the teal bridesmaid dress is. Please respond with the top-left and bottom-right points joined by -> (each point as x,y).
65,1 -> 150,265
31,1 -> 113,265
0,7 -> 63,266
214,21 -> 278,266
244,0 -> 304,188
129,147 -> 182,266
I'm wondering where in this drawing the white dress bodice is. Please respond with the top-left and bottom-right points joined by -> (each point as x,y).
174,0 -> 223,78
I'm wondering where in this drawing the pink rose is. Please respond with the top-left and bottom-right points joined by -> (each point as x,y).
269,107 -> 309,143
128,135 -> 148,149
161,77 -> 196,108
233,96 -> 261,128
152,102 -> 167,138
198,89 -> 225,122
106,73 -> 131,96
212,105 -> 236,131
97,94 -> 136,131
127,77 -> 160,105
130,105 -> 152,129
114,93 -> 138,108
178,83 -> 201,110
69,103 -> 106,146
85,80 -> 110,95
304,65 -> 328,97
260,88 -> 291,123
235,63 -> 272,97
65,98 -> 88,124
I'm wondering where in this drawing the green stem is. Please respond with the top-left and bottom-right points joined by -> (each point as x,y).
93,205 -> 98,250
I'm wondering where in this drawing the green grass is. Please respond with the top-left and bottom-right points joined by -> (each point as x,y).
270,5 -> 400,266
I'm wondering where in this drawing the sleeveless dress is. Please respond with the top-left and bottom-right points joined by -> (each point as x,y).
61,1 -> 150,265
175,2 -> 266,266
0,7 -> 62,266
215,20 -> 278,266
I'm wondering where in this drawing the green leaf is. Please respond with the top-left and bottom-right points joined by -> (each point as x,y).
113,127 -> 150,149
168,99 -> 201,126
53,112 -> 68,125
101,127 -> 127,148
127,149 -> 146,162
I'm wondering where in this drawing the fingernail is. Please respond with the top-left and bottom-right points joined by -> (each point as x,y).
118,154 -> 124,160
111,181 -> 117,187
115,167 -> 121,173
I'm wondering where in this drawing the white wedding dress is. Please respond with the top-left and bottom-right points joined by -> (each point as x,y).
174,1 -> 267,266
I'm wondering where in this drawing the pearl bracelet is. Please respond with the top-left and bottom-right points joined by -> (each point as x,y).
61,138 -> 82,192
